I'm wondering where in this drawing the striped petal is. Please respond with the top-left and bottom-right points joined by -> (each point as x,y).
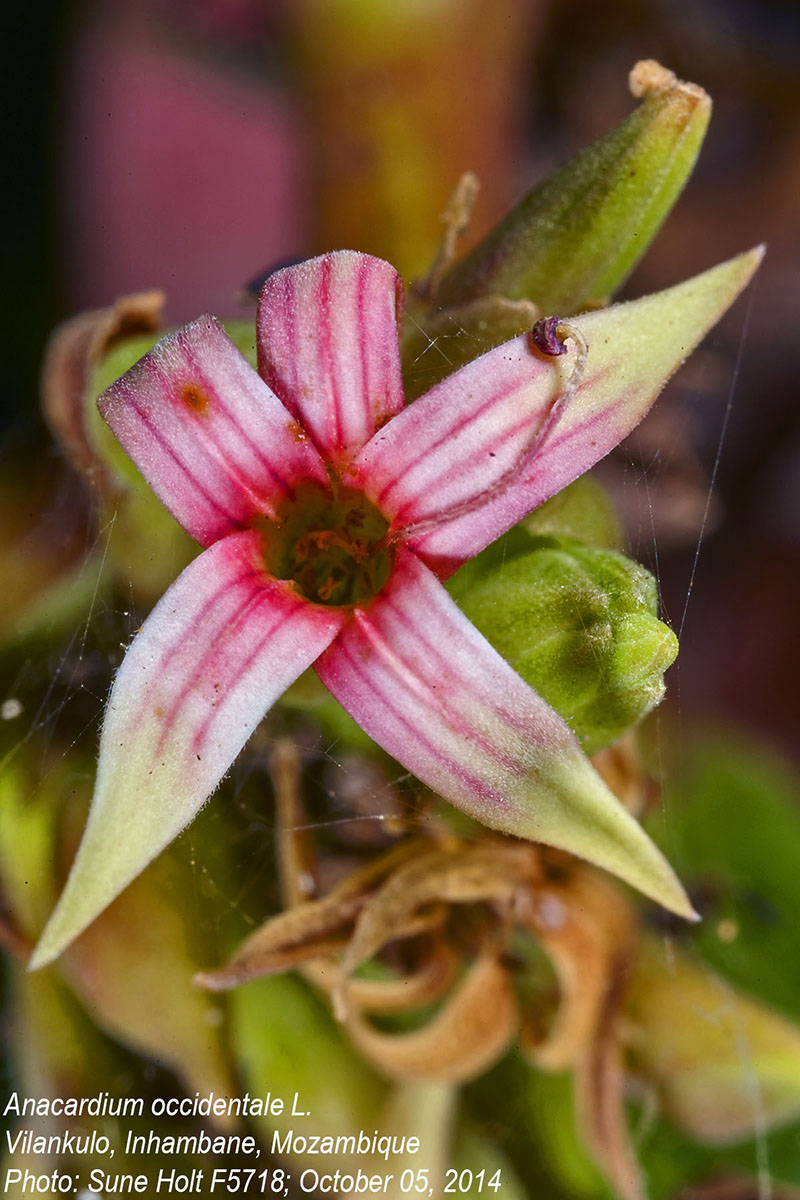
257,252 -> 405,464
30,532 -> 345,968
356,248 -> 762,577
316,548 -> 693,920
99,317 -> 328,547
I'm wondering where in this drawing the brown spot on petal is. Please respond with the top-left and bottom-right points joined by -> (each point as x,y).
182,383 -> 210,415
372,407 -> 395,433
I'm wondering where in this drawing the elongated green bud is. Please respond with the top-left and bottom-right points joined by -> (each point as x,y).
453,535 -> 677,754
437,60 -> 711,316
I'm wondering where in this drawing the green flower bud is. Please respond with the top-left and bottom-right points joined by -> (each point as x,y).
626,939 -> 800,1145
437,60 -> 711,317
452,535 -> 677,754
523,475 -> 624,551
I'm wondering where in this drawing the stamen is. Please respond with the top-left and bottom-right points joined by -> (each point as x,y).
263,482 -> 393,607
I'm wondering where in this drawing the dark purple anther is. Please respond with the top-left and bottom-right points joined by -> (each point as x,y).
531,315 -> 567,356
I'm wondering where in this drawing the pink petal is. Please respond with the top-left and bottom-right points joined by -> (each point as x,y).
354,336 -> 556,575
30,531 -> 345,968
355,249 -> 762,577
316,548 -> 693,919
257,251 -> 405,464
99,316 -> 328,546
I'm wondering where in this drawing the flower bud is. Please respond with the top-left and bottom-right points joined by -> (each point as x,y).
437,60 -> 711,316
453,535 -> 677,754
523,475 -> 624,551
626,939 -> 800,1144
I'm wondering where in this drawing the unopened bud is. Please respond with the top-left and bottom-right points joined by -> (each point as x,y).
454,535 -> 677,754
437,61 -> 711,317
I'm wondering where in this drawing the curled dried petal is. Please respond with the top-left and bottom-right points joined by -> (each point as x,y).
337,843 -> 540,991
42,291 -> 165,480
343,953 -> 519,1083
307,942 -> 458,1016
575,958 -> 644,1200
522,863 -> 635,1070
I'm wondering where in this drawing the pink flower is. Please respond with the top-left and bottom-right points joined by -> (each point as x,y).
32,248 -> 761,967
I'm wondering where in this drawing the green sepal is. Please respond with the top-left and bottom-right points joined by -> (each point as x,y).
451,535 -> 677,754
437,61 -> 711,316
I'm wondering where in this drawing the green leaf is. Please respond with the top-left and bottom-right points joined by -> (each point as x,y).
649,737 -> 800,1026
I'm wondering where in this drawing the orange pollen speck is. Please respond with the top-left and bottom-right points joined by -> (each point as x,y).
182,382 -> 210,415
287,420 -> 308,442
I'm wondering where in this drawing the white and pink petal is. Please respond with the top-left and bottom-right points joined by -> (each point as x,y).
356,248 -> 762,577
316,548 -> 694,920
30,532 -> 345,969
99,316 -> 328,547
257,252 -> 405,465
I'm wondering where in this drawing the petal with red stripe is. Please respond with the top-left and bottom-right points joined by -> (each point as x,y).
257,252 -> 405,464
316,548 -> 693,920
99,317 -> 328,547
31,532 -> 345,968
356,249 -> 762,577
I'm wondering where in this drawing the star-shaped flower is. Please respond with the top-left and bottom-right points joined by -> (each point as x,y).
32,247 -> 760,968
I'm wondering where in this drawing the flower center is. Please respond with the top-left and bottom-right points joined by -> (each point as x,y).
263,482 -> 394,608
